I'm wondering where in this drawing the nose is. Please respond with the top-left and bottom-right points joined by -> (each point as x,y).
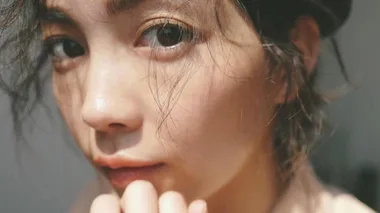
81,61 -> 143,133
81,96 -> 143,132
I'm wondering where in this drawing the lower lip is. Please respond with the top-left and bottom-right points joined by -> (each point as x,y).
104,163 -> 164,188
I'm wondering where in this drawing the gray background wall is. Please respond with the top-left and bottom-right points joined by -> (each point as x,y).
311,1 -> 380,209
1,0 -> 379,212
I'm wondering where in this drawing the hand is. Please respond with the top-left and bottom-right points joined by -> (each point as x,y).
90,180 -> 208,213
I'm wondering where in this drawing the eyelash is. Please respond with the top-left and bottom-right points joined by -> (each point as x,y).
136,18 -> 197,49
44,36 -> 85,59
43,18 -> 198,66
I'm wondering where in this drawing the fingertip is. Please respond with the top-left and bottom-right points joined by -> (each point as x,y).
159,191 -> 188,212
124,180 -> 156,196
188,200 -> 208,213
90,194 -> 120,213
159,191 -> 186,204
122,180 -> 158,213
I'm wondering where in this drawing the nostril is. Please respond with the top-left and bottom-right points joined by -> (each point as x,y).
108,123 -> 126,129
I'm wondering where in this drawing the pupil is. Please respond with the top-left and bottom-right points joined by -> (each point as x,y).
63,40 -> 84,57
157,25 -> 183,47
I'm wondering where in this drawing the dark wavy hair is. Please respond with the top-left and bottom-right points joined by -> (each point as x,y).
0,0 -> 347,181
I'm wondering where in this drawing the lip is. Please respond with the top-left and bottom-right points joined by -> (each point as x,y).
103,163 -> 164,189
94,156 -> 164,188
94,155 -> 161,169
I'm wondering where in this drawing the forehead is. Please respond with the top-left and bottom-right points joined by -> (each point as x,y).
40,0 -> 219,28
39,0 -> 228,34
42,0 -> 203,15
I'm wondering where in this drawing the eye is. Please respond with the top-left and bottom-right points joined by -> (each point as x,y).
45,38 -> 85,60
137,22 -> 194,49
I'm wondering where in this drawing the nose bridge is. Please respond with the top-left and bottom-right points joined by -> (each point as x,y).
81,51 -> 143,132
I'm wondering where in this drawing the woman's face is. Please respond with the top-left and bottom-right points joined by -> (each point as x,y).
43,0 -> 280,201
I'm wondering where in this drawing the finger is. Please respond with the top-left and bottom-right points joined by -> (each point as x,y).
122,180 -> 158,213
159,191 -> 188,213
90,194 -> 120,213
188,200 -> 208,213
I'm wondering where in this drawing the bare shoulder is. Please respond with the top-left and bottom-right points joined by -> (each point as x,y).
272,165 -> 377,213
326,187 -> 377,213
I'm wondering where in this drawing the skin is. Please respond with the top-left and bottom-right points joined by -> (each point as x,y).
41,0 -> 320,212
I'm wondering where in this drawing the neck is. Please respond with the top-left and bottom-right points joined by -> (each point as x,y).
207,141 -> 281,213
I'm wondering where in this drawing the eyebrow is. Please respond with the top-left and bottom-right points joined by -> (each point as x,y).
106,0 -> 144,16
40,8 -> 77,26
40,0 -> 145,25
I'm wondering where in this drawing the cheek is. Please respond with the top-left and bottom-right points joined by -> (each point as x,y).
159,43 -> 275,192
53,71 -> 92,155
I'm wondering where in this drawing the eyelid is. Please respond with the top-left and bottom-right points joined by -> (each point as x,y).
136,17 -> 196,38
42,36 -> 87,67
43,35 -> 85,52
43,35 -> 66,54
43,35 -> 69,45
42,36 -> 86,71
134,17 -> 208,50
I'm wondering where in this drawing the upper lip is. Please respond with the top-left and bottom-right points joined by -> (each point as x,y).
94,155 -> 161,169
